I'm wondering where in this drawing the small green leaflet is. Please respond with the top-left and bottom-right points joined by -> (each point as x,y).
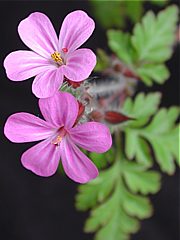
122,161 -> 161,194
122,93 -> 180,173
137,63 -> 170,85
107,30 -> 135,66
76,159 -> 161,240
76,161 -> 118,211
122,92 -> 161,127
107,6 -> 178,86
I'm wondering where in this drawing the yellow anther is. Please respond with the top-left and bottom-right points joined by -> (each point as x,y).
52,135 -> 62,146
51,51 -> 63,64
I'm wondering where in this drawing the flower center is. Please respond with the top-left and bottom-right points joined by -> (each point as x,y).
51,51 -> 63,65
51,127 -> 67,147
52,135 -> 62,146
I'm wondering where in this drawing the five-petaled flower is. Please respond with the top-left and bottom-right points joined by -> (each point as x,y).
4,10 -> 96,98
4,92 -> 112,183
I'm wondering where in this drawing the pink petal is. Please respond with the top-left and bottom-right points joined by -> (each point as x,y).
21,139 -> 60,177
62,49 -> 96,81
18,12 -> 58,58
4,51 -> 55,81
69,122 -> 112,153
32,68 -> 64,98
59,10 -> 95,52
4,113 -> 55,143
60,137 -> 98,183
39,92 -> 78,128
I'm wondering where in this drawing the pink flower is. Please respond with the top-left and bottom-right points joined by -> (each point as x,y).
4,92 -> 112,183
4,11 -> 96,98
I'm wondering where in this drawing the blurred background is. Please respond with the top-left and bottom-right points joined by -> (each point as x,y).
0,1 -> 179,240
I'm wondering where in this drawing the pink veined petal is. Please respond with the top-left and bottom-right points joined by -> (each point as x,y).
62,49 -> 96,81
4,113 -> 56,143
4,50 -> 56,81
60,137 -> 98,183
32,68 -> 64,98
69,122 -> 112,153
39,92 -> 79,128
18,12 -> 58,58
21,139 -> 61,177
59,10 -> 95,53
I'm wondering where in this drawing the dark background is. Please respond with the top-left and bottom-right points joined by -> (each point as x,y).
0,1 -> 179,240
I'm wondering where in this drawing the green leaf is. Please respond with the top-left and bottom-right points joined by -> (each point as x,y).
85,186 -> 121,233
143,107 -> 179,133
106,6 -> 178,86
142,107 -> 180,174
137,63 -> 170,86
123,92 -> 161,127
122,190 -> 152,219
131,6 -> 178,62
84,181 -> 141,240
107,30 -> 135,65
76,156 -> 161,240
94,210 -> 137,240
122,93 -> 161,167
123,94 -> 180,174
90,0 -> 167,31
125,129 -> 152,167
76,162 -> 118,211
122,161 -> 161,194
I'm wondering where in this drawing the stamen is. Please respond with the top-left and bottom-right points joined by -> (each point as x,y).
51,51 -> 63,64
52,135 -> 62,146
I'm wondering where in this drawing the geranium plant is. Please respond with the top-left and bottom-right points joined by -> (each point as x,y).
3,4 -> 179,240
